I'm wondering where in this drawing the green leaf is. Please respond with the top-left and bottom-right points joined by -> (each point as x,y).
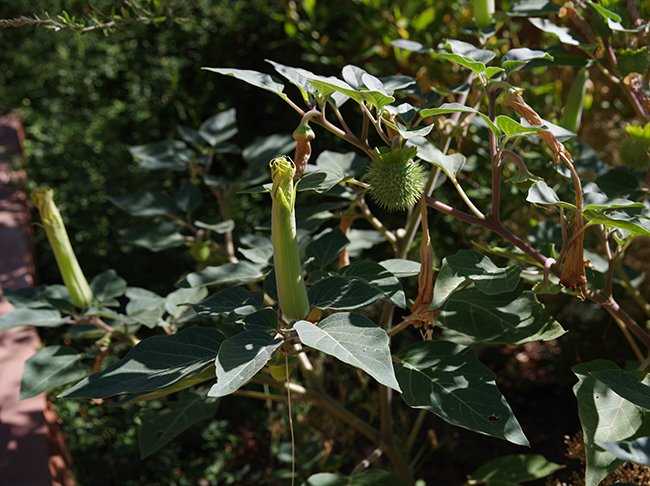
306,228 -> 350,268
469,454 -> 563,486
391,39 -> 432,53
194,219 -> 235,234
528,18 -> 583,46
496,115 -> 546,138
308,276 -> 383,310
198,108 -> 238,147
432,250 -> 521,308
267,60 -> 317,104
342,260 -> 406,308
589,367 -> 650,410
207,330 -> 282,397
110,191 -> 178,217
350,470 -> 408,486
584,209 -> 650,238
298,69 -> 395,109
0,308 -> 66,330
597,437 -> 650,467
294,313 -> 401,392
90,269 -> 127,305
526,181 -> 576,209
203,68 -> 287,100
182,261 -> 269,287
125,287 -> 166,327
120,221 -> 186,252
408,136 -> 466,179
509,0 -> 559,16
395,341 -> 529,446
61,327 -> 223,398
502,48 -> 554,72
302,473 -> 348,486
299,167 -> 347,193
164,287 -> 208,321
139,394 -> 219,458
242,134 -> 295,184
175,180 -> 203,213
573,360 -> 648,486
586,1 -> 621,23
129,140 -> 192,172
439,288 -> 565,345
20,346 -> 87,399
438,40 -> 496,74
419,103 -> 500,135
379,259 -> 421,278
193,286 -> 263,317
314,151 -> 368,179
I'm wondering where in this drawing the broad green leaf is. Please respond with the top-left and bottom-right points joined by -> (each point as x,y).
343,260 -> 405,307
193,286 -> 263,317
469,454 -> 563,486
129,140 -> 192,172
194,219 -> 235,234
266,60 -> 317,104
302,473 -> 347,486
182,261 -> 269,287
437,40 -> 496,74
61,327 -> 223,398
395,341 -> 529,446
203,68 -> 287,100
528,18 -> 583,46
139,394 -> 219,458
379,259 -> 421,278
20,346 -> 87,399
164,287 -> 208,321
306,228 -> 350,268
198,108 -> 237,147
110,191 -> 177,217
391,39 -> 432,53
573,360 -> 647,486
294,313 -> 401,392
175,180 -> 203,213
496,115 -> 545,138
502,48 -> 554,72
419,103 -> 500,135
432,250 -> 521,308
584,209 -> 650,238
120,222 -> 185,252
208,330 -> 282,397
583,191 -> 644,211
586,1 -> 621,23
408,136 -> 466,179
308,276 -> 384,310
597,437 -> 650,467
526,181 -> 575,209
439,288 -> 565,345
125,287 -> 166,327
301,470 -> 407,486
509,0 -> 559,16
242,134 -> 295,184
90,269 -> 127,305
589,367 -> 650,409
299,167 -> 347,193
241,308 -> 278,330
0,308 -> 66,330
314,151 -> 368,179
595,168 -> 640,197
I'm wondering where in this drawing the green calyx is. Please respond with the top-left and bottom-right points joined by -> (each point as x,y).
293,123 -> 315,141
32,187 -> 94,309
269,156 -> 310,321
365,147 -> 426,212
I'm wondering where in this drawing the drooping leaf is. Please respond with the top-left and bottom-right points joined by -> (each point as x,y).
469,454 -> 563,486
439,288 -> 565,345
496,115 -> 546,138
437,40 -> 496,74
294,313 -> 401,392
139,394 -> 219,458
395,341 -> 529,446
61,327 -> 223,398
193,286 -> 263,318
573,360 -> 648,486
164,287 -> 208,321
308,276 -> 384,310
0,308 -> 66,330
584,209 -> 650,238
182,261 -> 269,287
198,108 -> 238,147
408,136 -> 466,178
20,346 -> 87,399
194,219 -> 235,234
125,287 -> 166,327
120,222 -> 186,252
419,102 -> 500,135
379,259 -> 421,278
597,437 -> 650,467
528,18 -> 583,46
207,330 -> 282,397
432,250 -> 521,308
203,68 -> 287,100
526,181 -> 575,209
342,260 -> 406,308
267,59 -> 317,104
90,269 -> 127,305
306,227 -> 350,268
502,48 -> 554,72
299,167 -> 347,193
175,180 -> 203,213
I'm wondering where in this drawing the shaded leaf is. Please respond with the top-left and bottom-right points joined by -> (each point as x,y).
20,346 -> 87,399
379,259 -> 421,278
396,341 -> 529,446
306,228 -> 350,267
0,308 -> 66,330
203,68 -> 287,99
120,222 -> 185,252
419,102 -> 500,135
469,454 -> 563,486
182,261 -> 269,287
110,191 -> 177,217
597,437 -> 650,467
294,313 -> 401,391
91,269 -> 127,304
198,108 -> 237,147
193,286 -> 263,317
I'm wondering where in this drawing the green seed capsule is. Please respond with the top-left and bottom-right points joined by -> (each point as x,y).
473,0 -> 495,29
365,147 -> 426,212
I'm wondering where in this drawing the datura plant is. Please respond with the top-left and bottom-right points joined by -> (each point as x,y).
4,2 -> 650,486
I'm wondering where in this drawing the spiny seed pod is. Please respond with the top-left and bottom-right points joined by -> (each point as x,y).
292,123 -> 315,180
559,68 -> 589,134
616,47 -> 650,77
473,0 -> 495,29
365,147 -> 426,212
620,123 -> 650,170
32,188 -> 94,309
270,156 -> 310,321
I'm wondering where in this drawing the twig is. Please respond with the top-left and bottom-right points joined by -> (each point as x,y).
357,197 -> 397,250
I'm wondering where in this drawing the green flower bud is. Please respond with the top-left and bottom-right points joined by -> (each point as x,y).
559,68 -> 589,134
473,0 -> 495,29
365,147 -> 426,212
270,156 -> 310,321
32,188 -> 94,309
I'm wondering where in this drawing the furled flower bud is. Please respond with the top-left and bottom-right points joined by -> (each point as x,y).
32,188 -> 94,309
270,156 -> 310,321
